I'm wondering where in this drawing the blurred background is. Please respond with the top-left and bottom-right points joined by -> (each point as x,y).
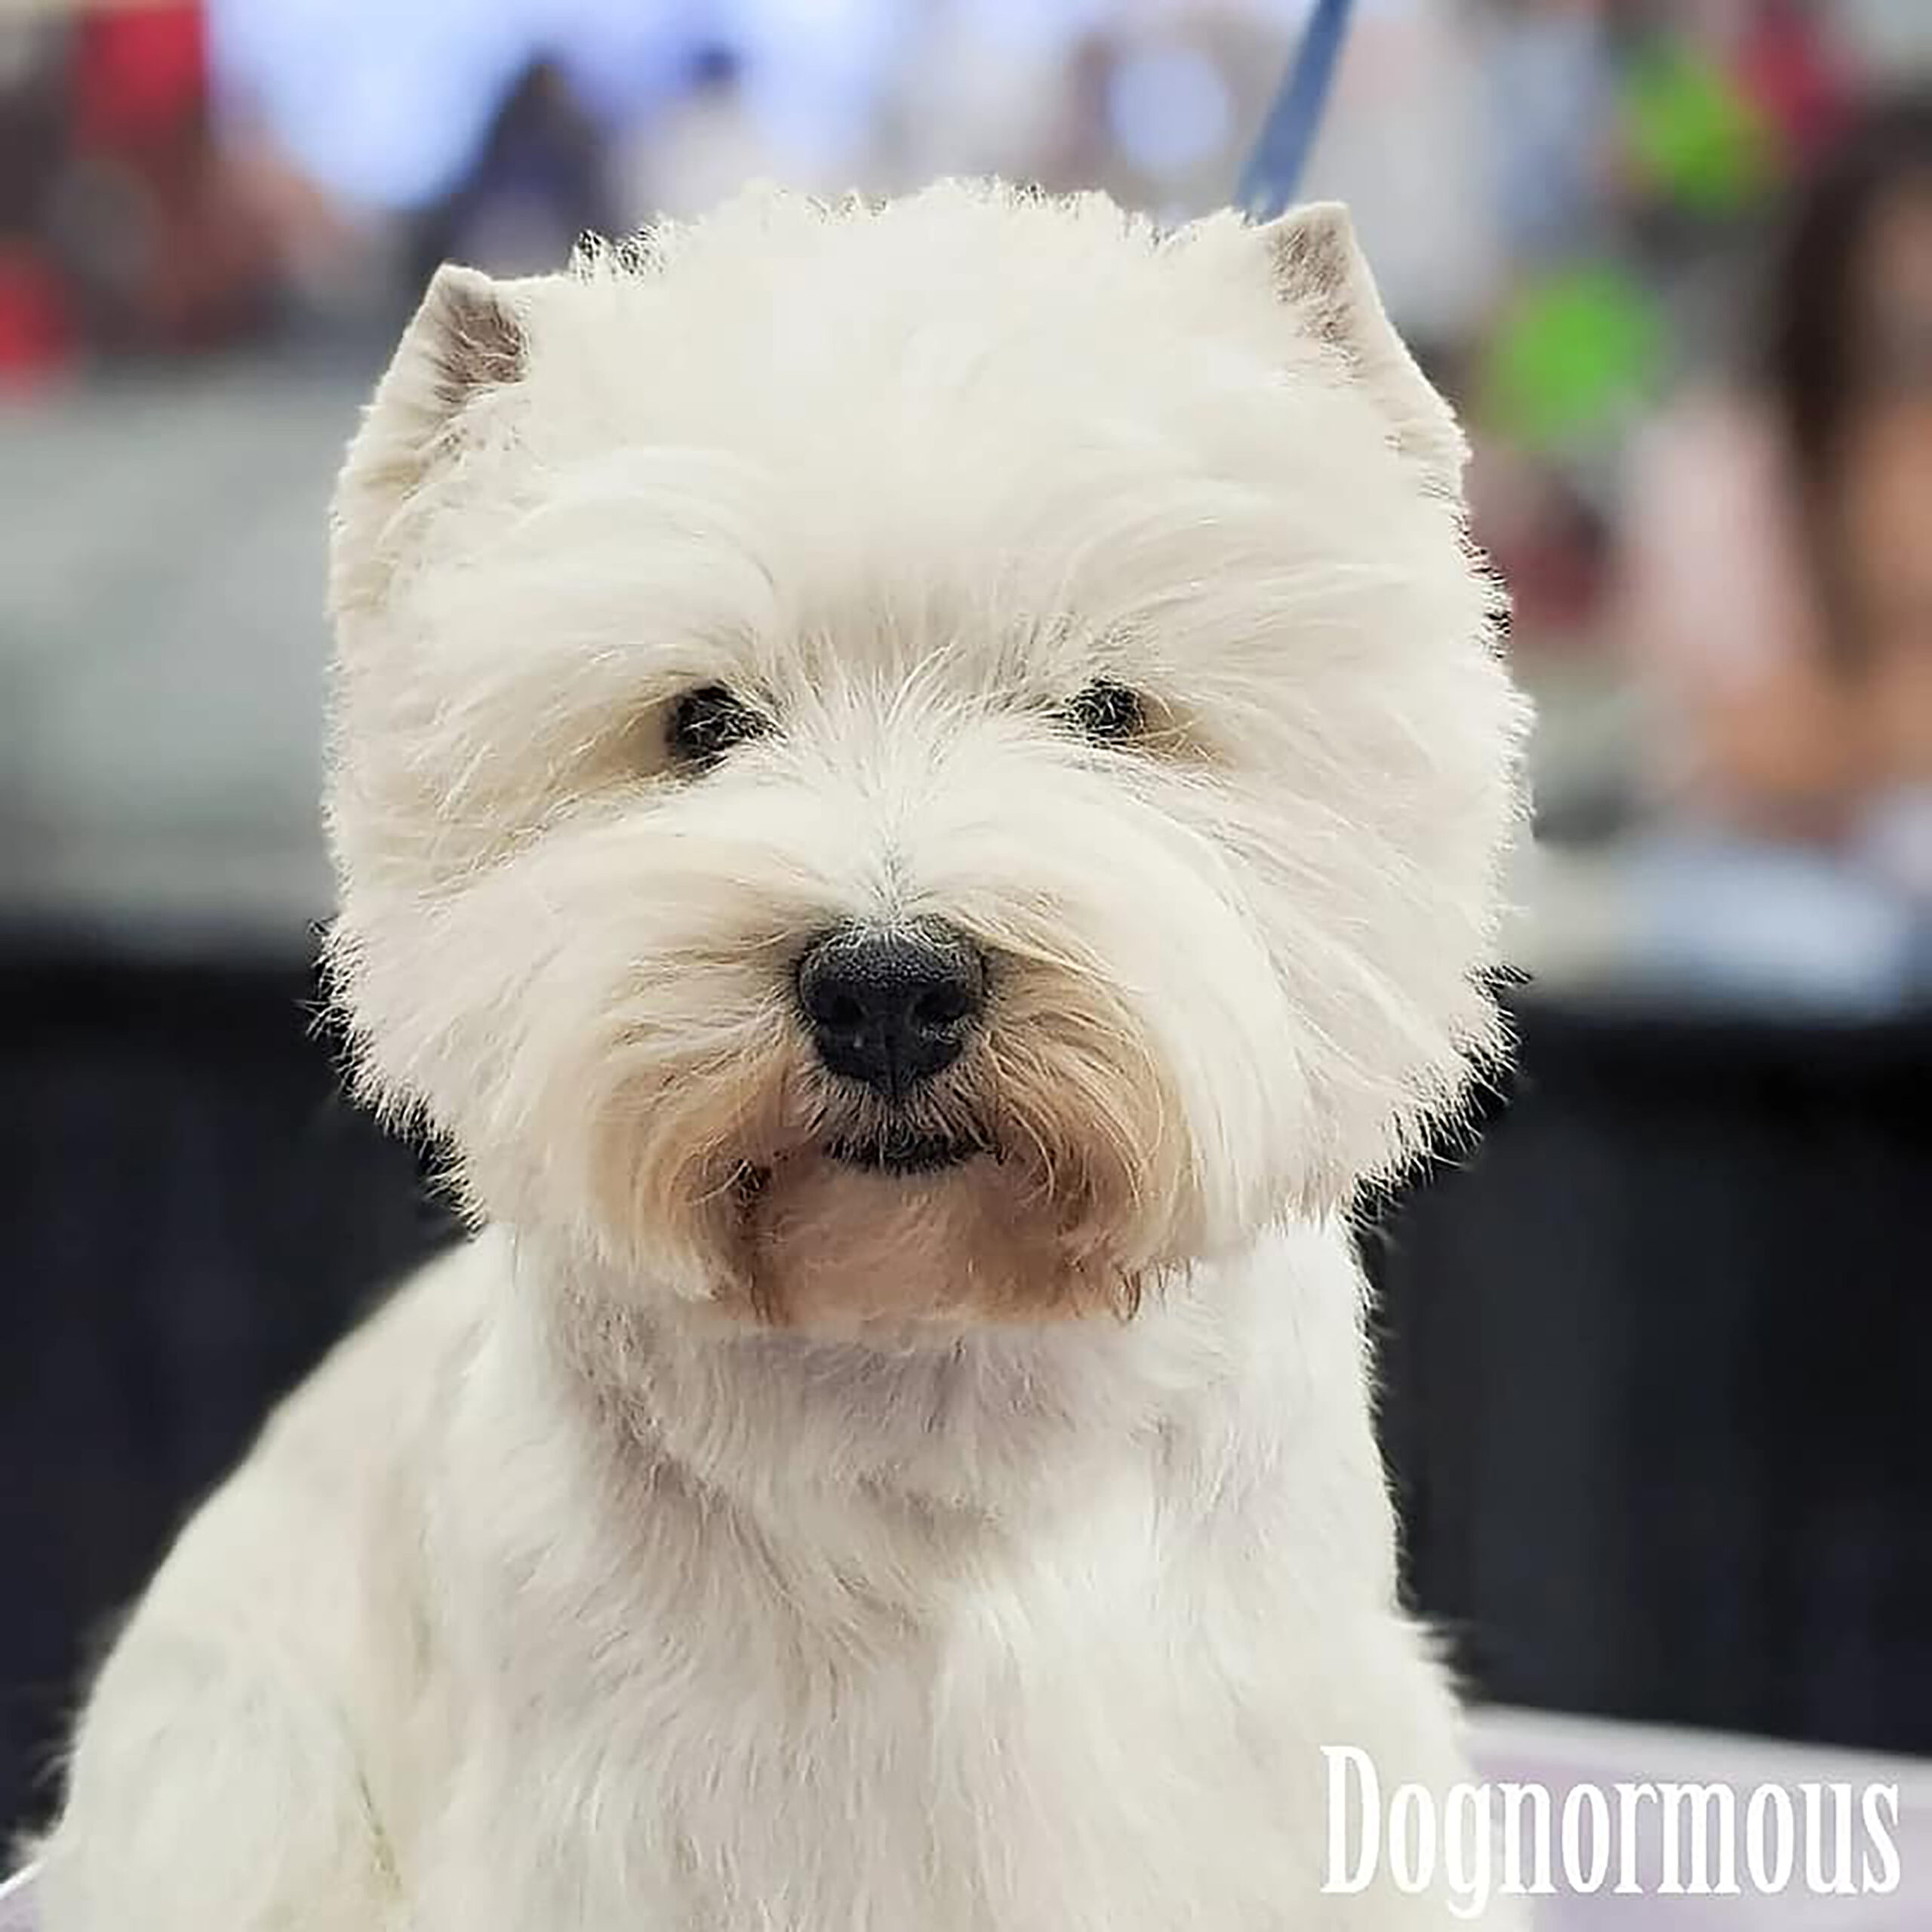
3,0 -> 1930,1848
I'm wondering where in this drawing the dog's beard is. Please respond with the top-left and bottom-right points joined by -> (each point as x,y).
736,1152 -> 1097,1327
565,986 -> 1182,1331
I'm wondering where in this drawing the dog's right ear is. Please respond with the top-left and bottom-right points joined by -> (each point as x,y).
331,264 -> 531,614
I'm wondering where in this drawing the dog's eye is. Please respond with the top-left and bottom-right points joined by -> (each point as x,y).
666,685 -> 768,769
1063,679 -> 1146,745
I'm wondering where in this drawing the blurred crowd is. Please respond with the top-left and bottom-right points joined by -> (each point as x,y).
2,0 -> 1930,1009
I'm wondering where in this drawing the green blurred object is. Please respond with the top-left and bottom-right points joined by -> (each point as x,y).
1623,37 -> 1780,214
1480,263 -> 1662,453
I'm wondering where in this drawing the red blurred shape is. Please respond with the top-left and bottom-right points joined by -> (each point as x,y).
73,3 -> 208,156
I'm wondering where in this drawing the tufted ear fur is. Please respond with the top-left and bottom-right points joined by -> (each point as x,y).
1260,202 -> 1467,496
331,264 -> 531,614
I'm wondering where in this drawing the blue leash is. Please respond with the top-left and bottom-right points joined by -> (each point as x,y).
1234,0 -> 1356,220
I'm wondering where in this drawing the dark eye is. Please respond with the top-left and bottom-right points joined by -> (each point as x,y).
666,685 -> 768,769
1063,679 -> 1146,744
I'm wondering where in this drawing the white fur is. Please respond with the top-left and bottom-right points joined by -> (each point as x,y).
41,183 -> 1528,1929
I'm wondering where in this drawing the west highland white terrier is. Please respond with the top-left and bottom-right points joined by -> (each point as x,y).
42,183 -> 1527,1929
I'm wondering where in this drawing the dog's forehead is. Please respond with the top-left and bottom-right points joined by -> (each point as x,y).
485,229 -> 1402,667
524,199 -> 1325,468
368,190 -> 1469,723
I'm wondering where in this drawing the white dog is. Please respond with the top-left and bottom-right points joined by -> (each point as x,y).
40,183 -> 1526,1930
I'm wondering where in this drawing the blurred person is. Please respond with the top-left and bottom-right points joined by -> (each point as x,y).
51,1 -> 279,355
1614,91 -> 1932,1004
412,57 -> 617,287
1771,91 -> 1932,856
1,3 -> 280,376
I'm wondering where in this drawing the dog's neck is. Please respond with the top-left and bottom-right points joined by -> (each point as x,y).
439,1219 -> 1374,1669
492,1220 -> 1317,1540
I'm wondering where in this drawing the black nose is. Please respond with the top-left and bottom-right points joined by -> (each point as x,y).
795,924 -> 986,1100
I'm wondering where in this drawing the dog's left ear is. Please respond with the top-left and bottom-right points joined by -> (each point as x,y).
1260,203 -> 1467,496
332,264 -> 533,614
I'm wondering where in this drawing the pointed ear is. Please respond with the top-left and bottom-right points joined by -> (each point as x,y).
331,264 -> 531,611
1260,203 -> 1467,495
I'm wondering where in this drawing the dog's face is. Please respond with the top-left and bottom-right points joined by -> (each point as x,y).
326,186 -> 1524,1329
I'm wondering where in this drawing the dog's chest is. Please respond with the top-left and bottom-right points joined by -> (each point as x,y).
427,1525 -> 1310,1931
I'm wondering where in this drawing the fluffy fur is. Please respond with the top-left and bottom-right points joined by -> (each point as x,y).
41,183 -> 1527,1929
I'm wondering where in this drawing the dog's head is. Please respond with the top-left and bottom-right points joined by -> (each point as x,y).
325,184 -> 1525,1330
